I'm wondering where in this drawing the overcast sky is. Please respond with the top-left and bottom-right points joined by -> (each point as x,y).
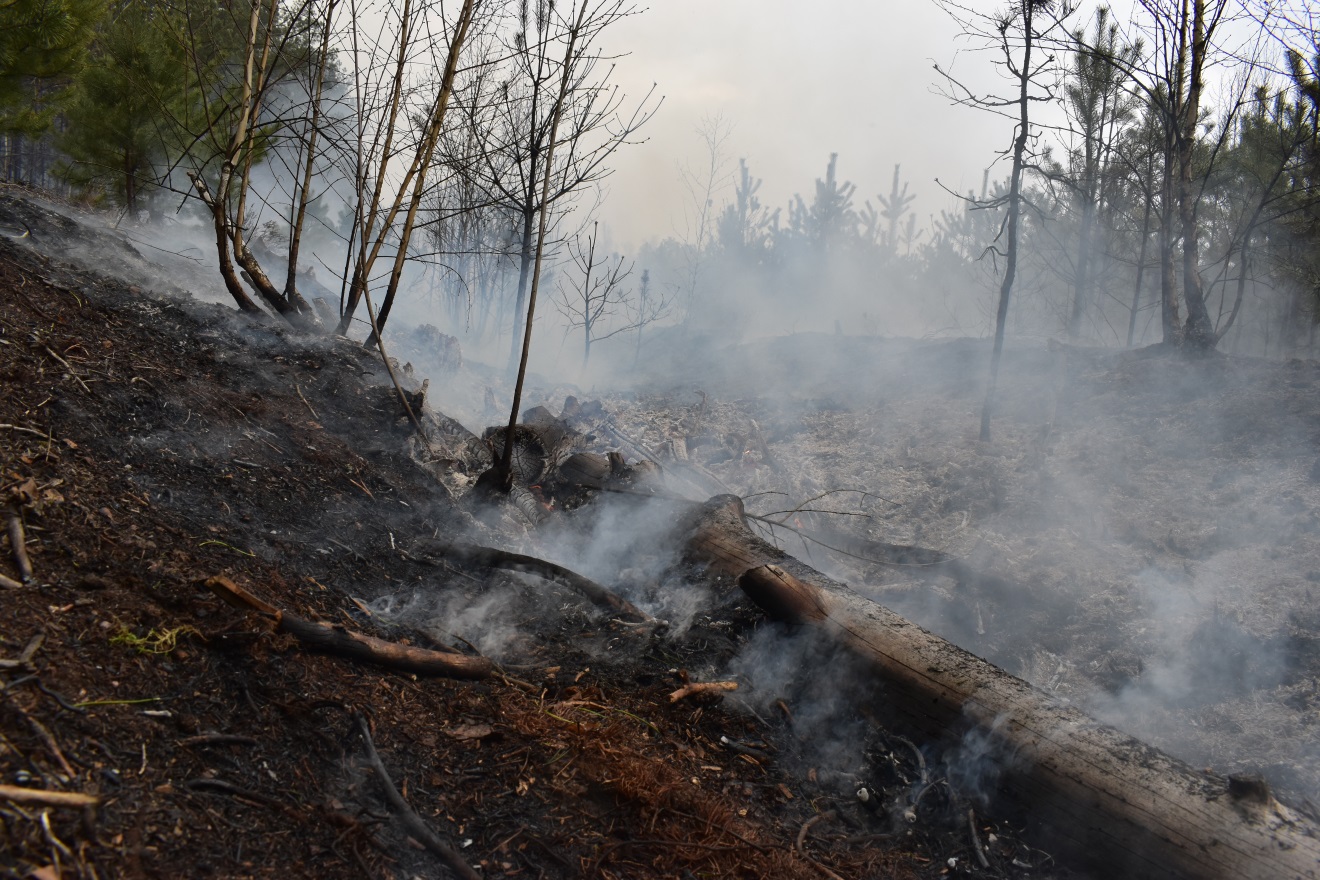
596,1 -> 1011,250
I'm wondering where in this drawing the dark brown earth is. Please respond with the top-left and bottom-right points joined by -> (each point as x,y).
5,186 -> 1318,880
0,191 -> 1032,880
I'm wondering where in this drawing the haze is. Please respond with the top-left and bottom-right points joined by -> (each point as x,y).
600,1 -> 1004,250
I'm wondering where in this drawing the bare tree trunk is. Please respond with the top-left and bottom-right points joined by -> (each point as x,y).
337,0 -> 417,333
285,0 -> 339,312
1068,199 -> 1095,339
498,0 -> 590,491
189,173 -> 265,315
980,0 -> 1035,443
1176,0 -> 1218,348
1158,122 -> 1182,345
364,0 -> 481,348
1126,180 -> 1154,346
507,203 -> 537,373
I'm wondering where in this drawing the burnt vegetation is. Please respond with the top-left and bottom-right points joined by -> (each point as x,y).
2,1 -> 1320,879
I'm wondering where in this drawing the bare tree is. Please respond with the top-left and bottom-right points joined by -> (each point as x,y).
336,0 -> 485,343
1124,0 -> 1267,348
494,0 -> 589,492
1059,6 -> 1143,339
553,219 -> 634,368
935,0 -> 1073,442
676,112 -> 733,320
626,267 -> 674,368
460,0 -> 658,373
178,0 -> 329,321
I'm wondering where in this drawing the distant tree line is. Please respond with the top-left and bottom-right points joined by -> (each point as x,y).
1,0 -> 1318,367
636,2 -> 1320,362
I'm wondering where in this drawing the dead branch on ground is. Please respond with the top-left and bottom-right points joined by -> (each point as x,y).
6,505 -> 33,583
417,542 -> 658,625
680,494 -> 1320,880
668,681 -> 737,703
0,785 -> 98,809
0,633 -> 43,669
203,576 -> 493,680
355,714 -> 481,880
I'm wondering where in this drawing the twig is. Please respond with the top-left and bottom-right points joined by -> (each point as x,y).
359,288 -> 434,455
295,383 -> 319,420
796,809 -> 837,853
40,344 -> 92,394
669,681 -> 738,703
0,572 -> 22,589
0,784 -> 97,809
806,857 -> 846,880
720,735 -> 771,760
185,777 -> 289,811
203,576 -> 492,680
355,714 -> 480,880
5,506 -> 33,583
968,808 -> 991,869
893,735 -> 927,784
0,633 -> 43,669
590,839 -> 745,875
33,679 -> 86,714
20,709 -> 75,779
0,424 -> 57,443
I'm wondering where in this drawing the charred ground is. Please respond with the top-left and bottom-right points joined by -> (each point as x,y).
1,189 -> 1318,880
0,193 -> 944,880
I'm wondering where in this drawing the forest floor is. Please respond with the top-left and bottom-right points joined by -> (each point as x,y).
0,187 -> 1317,880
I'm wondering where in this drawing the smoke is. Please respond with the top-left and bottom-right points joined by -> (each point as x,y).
368,586 -> 530,660
945,713 -> 1026,808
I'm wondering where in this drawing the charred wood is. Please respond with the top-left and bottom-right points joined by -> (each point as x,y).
6,505 -> 33,583
680,495 -> 1320,880
415,542 -> 656,625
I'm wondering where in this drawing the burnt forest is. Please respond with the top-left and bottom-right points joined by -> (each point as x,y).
3,1 -> 1320,878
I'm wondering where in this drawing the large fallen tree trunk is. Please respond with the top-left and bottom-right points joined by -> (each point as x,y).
681,495 -> 1320,880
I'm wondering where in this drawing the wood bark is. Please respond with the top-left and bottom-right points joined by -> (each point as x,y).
681,496 -> 1320,880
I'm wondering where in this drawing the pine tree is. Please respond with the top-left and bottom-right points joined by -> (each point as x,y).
0,0 -> 104,179
56,0 -> 194,212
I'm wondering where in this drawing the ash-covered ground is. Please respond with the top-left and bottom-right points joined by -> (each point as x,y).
536,332 -> 1320,808
3,187 -> 1318,880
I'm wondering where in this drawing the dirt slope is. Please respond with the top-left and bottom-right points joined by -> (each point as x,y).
0,194 -> 955,879
11,187 -> 1317,880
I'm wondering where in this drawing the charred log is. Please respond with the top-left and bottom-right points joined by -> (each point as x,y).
415,542 -> 656,625
681,495 -> 1320,880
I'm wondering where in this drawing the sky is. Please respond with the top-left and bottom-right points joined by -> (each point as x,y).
595,0 -> 1012,251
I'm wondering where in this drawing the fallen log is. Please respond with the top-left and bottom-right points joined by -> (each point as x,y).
203,577 -> 493,681
681,495 -> 1320,880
